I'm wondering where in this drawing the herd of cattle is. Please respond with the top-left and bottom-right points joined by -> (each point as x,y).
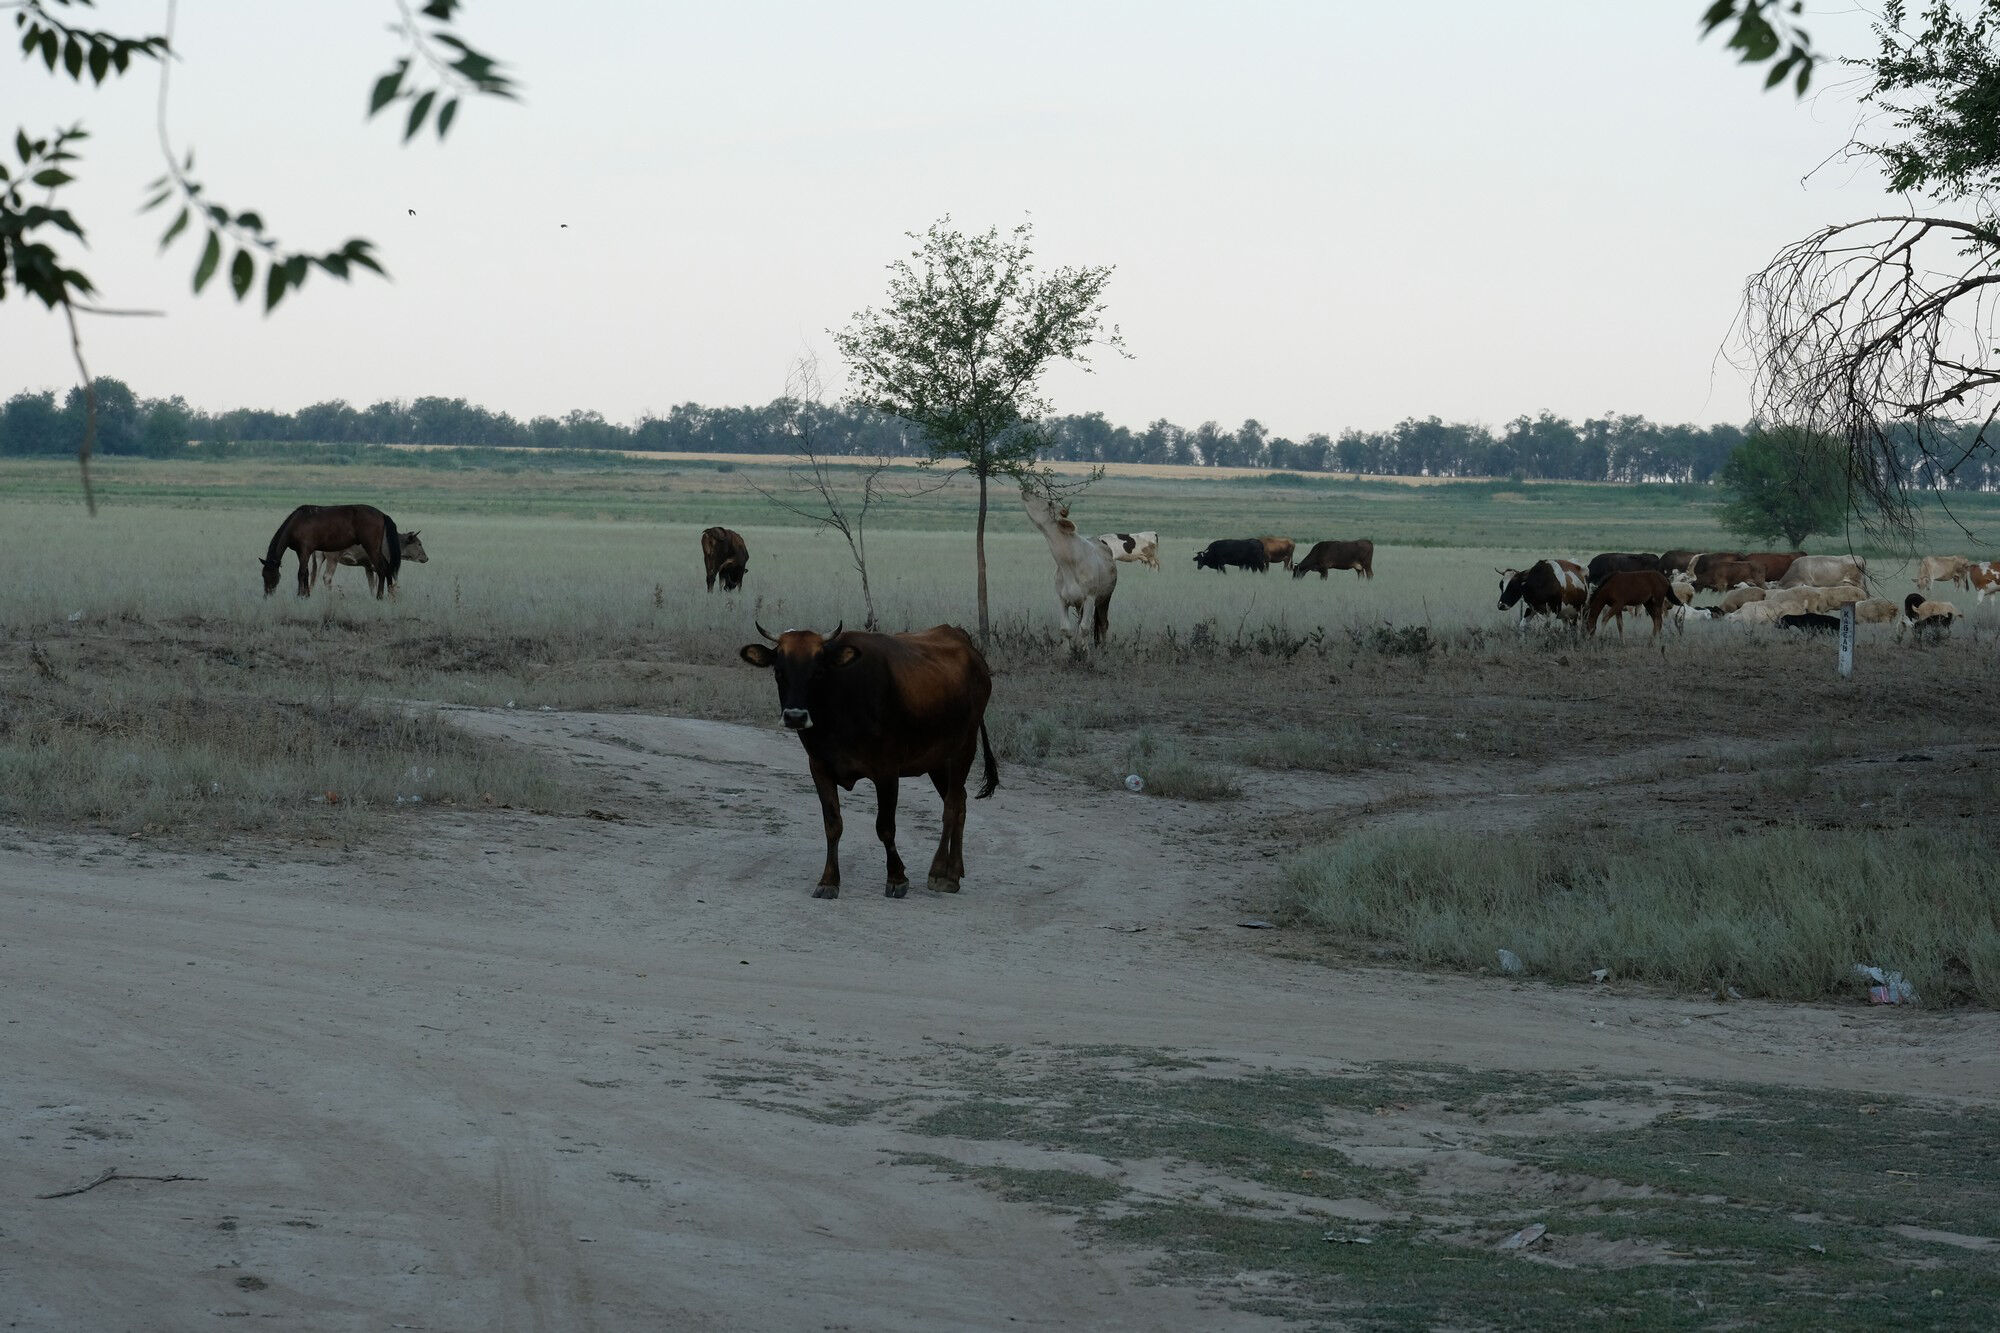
1493,547 -> 1993,639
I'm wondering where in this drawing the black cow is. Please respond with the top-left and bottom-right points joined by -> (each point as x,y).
1587,552 -> 1663,587
1779,613 -> 1841,634
1193,539 -> 1269,573
739,622 -> 998,900
1293,538 -> 1374,579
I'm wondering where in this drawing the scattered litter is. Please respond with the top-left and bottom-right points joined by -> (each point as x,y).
208,781 -> 223,796
66,610 -> 83,622
1237,919 -> 1277,930
539,705 -> 553,712
1854,964 -> 1917,1005
395,795 -> 423,806
1496,948 -> 1524,974
1725,985 -> 1745,1001
1588,968 -> 1609,984
1321,1232 -> 1373,1244
1124,773 -> 1145,793
506,700 -> 516,708
1808,1243 -> 1826,1254
1498,1223 -> 1547,1250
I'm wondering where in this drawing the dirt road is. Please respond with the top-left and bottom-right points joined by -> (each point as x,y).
4,710 -> 1994,1330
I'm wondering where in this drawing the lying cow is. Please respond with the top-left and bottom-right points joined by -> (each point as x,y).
1718,585 -> 1765,613
1293,538 -> 1374,579
701,525 -> 749,592
1917,555 -> 1970,591
1496,559 -> 1587,624
1584,569 -> 1673,637
1779,612 -> 1841,634
739,622 -> 998,899
1194,539 -> 1270,573
1777,554 -> 1865,589
1854,598 -> 1901,624
1094,531 -> 1161,571
1259,537 -> 1296,570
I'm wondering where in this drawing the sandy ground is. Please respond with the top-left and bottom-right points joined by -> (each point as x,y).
4,709 -> 1995,1331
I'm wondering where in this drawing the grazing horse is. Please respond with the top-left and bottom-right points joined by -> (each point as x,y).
1023,491 -> 1117,649
313,531 -> 428,596
260,504 -> 402,599
701,526 -> 749,592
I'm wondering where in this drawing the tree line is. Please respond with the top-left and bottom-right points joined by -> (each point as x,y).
5,377 -> 1998,489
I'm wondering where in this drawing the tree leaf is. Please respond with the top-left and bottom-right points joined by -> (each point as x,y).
230,248 -> 254,300
62,34 -> 83,79
404,90 -> 436,142
369,66 -> 405,117
30,168 -> 72,188
87,42 -> 109,83
193,231 -> 221,291
264,261 -> 288,311
159,206 -> 190,250
437,97 -> 458,139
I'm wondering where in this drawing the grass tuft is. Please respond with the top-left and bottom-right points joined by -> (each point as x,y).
1280,825 -> 2000,1006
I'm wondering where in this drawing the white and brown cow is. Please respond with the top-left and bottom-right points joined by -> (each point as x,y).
1025,492 -> 1118,648
1964,560 -> 2000,603
1094,530 -> 1161,571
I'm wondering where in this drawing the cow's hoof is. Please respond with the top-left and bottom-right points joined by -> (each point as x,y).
812,884 -> 840,899
885,880 -> 909,899
927,875 -> 961,894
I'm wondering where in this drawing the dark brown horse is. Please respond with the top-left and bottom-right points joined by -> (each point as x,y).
261,505 -> 402,598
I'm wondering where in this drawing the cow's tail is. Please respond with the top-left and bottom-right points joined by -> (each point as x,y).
382,514 -> 403,584
975,721 -> 1000,799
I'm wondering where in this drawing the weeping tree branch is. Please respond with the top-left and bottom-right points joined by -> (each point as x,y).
1735,212 -> 2000,536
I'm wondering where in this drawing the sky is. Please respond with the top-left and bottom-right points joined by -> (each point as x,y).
1,2 -> 1911,439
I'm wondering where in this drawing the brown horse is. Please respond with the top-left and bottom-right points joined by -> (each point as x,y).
261,505 -> 402,598
312,531 -> 428,597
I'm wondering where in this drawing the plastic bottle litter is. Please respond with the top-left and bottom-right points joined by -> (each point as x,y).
1496,948 -> 1524,974
1124,773 -> 1145,792
1854,964 -> 1917,1005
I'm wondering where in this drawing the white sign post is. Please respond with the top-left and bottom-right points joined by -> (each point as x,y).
1839,602 -> 1855,679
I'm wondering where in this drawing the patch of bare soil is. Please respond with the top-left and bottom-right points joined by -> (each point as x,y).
3,708 -> 1995,1330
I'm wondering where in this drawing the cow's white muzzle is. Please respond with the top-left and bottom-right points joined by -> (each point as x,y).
782,709 -> 813,730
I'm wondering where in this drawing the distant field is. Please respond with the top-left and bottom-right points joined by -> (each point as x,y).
9,453 -> 1999,565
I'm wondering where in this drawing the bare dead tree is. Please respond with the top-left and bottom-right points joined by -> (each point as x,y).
755,355 -> 946,631
1737,213 -> 2000,537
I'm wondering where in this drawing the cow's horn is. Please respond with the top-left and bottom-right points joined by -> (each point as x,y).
754,620 -> 778,644
829,621 -> 843,640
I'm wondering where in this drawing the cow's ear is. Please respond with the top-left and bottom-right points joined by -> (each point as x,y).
740,644 -> 774,667
826,643 -> 862,669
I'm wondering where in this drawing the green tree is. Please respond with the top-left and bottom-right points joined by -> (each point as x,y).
833,218 -> 1123,639
3,0 -> 514,506
1717,427 -> 1850,548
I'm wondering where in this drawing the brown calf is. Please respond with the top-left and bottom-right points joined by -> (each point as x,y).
1584,569 -> 1673,637
701,526 -> 749,592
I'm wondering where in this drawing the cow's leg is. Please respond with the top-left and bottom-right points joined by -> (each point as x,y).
874,776 -> 909,898
927,764 -> 968,891
809,755 -> 843,898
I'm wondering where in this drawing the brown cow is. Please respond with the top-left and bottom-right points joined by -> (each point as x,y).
1740,551 -> 1806,583
739,623 -> 998,900
1584,569 -> 1673,637
1258,536 -> 1296,570
1292,538 -> 1374,579
1693,559 -> 1765,594
701,526 -> 749,592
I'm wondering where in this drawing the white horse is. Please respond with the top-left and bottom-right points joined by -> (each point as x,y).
1022,490 -> 1117,649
